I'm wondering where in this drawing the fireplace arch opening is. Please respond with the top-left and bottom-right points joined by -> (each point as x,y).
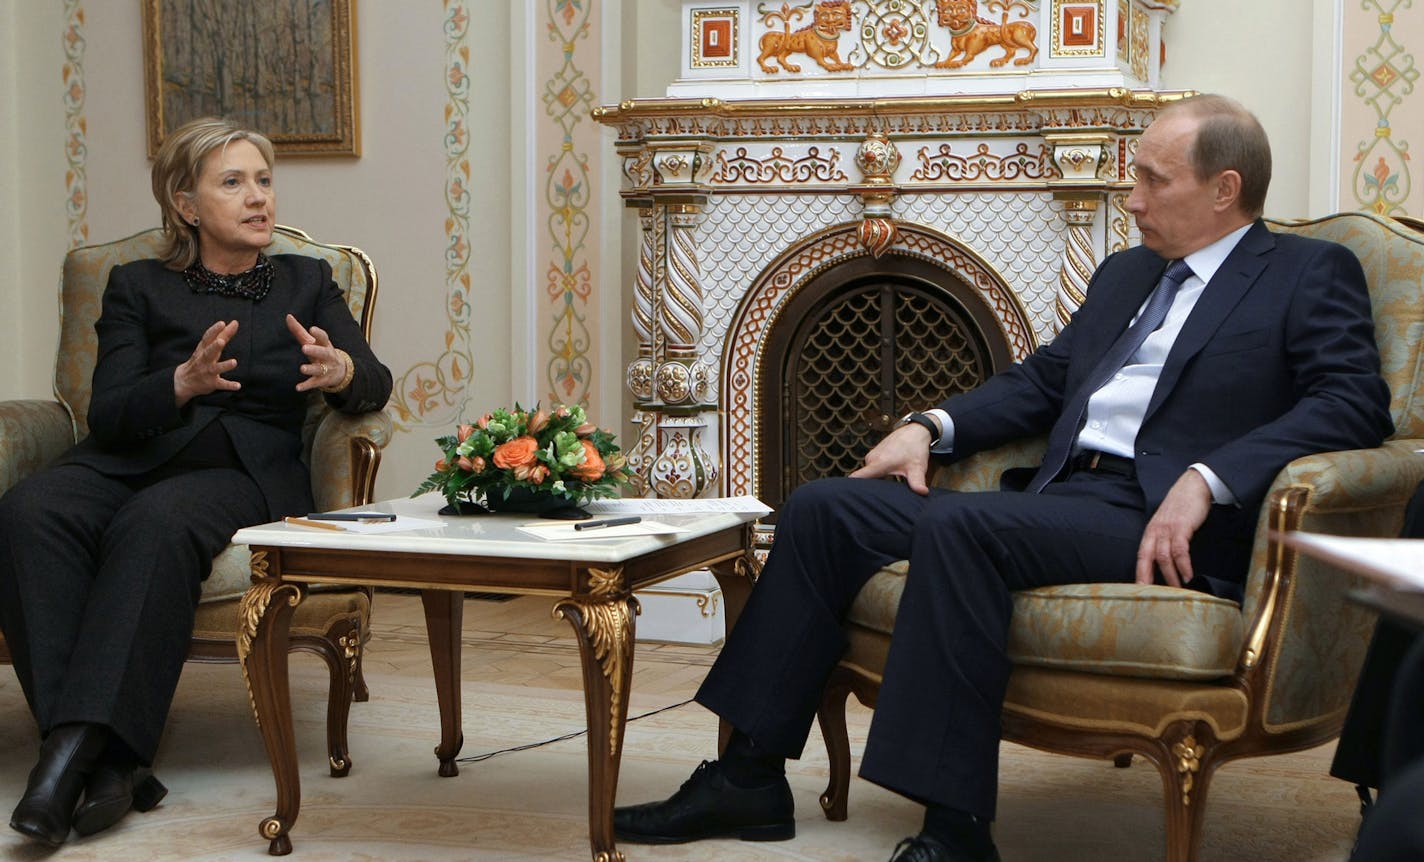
755,251 -> 1017,513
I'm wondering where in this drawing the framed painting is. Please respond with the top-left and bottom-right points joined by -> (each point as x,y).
142,0 -> 359,158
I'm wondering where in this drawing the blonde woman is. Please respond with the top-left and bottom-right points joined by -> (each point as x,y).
0,118 -> 391,845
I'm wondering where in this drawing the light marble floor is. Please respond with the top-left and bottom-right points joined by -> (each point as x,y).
0,592 -> 1363,861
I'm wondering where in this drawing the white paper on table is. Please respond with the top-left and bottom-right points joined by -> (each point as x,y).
285,516 -> 446,535
584,495 -> 772,516
515,520 -> 688,541
1279,532 -> 1424,592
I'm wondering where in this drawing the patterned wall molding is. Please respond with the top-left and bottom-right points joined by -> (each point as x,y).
387,1 -> 476,431
539,0 -> 601,408
1345,0 -> 1420,216
63,0 -> 88,249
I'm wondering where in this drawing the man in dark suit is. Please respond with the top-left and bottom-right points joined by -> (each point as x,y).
614,94 -> 1394,861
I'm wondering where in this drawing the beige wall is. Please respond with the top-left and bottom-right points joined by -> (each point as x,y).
2,0 -> 1412,502
1,2 -> 69,400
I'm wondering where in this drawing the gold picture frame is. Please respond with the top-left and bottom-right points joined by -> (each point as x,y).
142,0 -> 359,158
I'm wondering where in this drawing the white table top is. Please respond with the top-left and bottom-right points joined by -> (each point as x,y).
233,493 -> 758,564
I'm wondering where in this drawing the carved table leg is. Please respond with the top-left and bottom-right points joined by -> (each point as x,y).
238,555 -> 305,856
421,589 -> 465,776
554,566 -> 636,862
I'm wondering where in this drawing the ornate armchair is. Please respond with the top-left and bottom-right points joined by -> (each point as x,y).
0,225 -> 393,776
814,211 -> 1424,862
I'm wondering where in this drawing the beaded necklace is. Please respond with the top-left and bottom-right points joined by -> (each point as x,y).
183,253 -> 273,301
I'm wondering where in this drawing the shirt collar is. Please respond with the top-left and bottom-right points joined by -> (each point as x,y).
1180,223 -> 1253,287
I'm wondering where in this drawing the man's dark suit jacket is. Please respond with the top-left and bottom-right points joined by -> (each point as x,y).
59,254 -> 393,520
939,220 -> 1394,594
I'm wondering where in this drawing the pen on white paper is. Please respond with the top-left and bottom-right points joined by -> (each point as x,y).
584,495 -> 771,516
516,520 -> 687,541
574,516 -> 642,531
284,516 -> 349,532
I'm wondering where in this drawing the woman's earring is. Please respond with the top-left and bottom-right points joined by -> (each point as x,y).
191,217 -> 199,227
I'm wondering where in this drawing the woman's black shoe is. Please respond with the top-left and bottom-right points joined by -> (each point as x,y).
613,759 -> 794,844
72,762 -> 168,837
9,723 -> 108,846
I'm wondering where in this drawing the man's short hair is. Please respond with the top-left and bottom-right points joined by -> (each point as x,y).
1162,94 -> 1272,218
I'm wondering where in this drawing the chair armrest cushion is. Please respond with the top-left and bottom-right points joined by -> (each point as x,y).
1239,439 -> 1424,730
309,408 -> 394,511
0,400 -> 74,496
1271,439 -> 1424,519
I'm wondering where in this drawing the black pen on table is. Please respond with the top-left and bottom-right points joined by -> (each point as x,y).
306,512 -> 397,523
574,516 -> 642,531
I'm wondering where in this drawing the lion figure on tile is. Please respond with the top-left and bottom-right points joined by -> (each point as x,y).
934,0 -> 1038,69
757,0 -> 855,74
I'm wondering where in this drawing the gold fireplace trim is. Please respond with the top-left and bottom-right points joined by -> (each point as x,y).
592,87 -> 1188,123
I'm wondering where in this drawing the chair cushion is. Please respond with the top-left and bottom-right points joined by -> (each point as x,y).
191,584 -> 370,641
203,544 -> 255,603
845,564 -> 1245,682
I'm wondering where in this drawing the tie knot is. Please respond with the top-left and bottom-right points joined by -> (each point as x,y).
1162,259 -> 1193,287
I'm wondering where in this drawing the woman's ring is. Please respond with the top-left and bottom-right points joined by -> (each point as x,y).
318,362 -> 328,376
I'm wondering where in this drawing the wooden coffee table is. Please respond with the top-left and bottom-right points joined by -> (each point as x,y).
233,495 -> 759,860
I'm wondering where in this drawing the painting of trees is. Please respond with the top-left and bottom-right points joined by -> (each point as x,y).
143,0 -> 358,156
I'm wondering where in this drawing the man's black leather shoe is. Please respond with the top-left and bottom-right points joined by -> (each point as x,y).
72,761 -> 168,837
889,833 -> 1002,862
614,760 -> 794,844
9,723 -> 107,846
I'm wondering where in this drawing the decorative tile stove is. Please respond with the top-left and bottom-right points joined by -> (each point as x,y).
597,0 -> 1184,643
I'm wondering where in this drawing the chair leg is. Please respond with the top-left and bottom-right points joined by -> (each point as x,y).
292,612 -> 362,779
1154,722 -> 1221,862
352,652 -> 370,703
816,666 -> 856,822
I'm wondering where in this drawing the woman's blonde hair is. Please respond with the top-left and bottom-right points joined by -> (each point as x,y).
151,117 -> 276,270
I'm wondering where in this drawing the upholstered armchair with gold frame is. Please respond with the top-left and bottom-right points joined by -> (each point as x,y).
0,225 -> 393,777
814,211 -> 1424,862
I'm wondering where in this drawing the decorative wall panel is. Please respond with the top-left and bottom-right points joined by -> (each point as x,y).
387,0 -> 475,430
63,0 -> 88,249
1342,0 -> 1421,217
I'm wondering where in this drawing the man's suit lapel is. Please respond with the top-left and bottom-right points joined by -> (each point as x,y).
1145,220 -> 1274,418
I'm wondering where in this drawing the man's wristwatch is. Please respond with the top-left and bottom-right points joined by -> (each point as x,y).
897,411 -> 940,444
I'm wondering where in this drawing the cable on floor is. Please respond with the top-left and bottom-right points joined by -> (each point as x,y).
456,697 -> 696,764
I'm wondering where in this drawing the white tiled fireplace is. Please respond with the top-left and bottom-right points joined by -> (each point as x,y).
596,0 -> 1183,643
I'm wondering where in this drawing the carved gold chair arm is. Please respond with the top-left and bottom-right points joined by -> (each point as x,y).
309,409 -> 395,511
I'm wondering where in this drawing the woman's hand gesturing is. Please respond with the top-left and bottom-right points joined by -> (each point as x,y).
286,314 -> 352,392
174,319 -> 240,407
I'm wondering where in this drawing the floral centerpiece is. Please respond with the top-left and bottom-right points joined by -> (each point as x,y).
413,403 -> 630,517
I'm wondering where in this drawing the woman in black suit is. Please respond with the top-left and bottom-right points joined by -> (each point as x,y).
0,117 -> 392,846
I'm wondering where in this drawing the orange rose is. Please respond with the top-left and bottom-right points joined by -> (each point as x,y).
569,440 -> 605,481
493,436 -> 540,470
